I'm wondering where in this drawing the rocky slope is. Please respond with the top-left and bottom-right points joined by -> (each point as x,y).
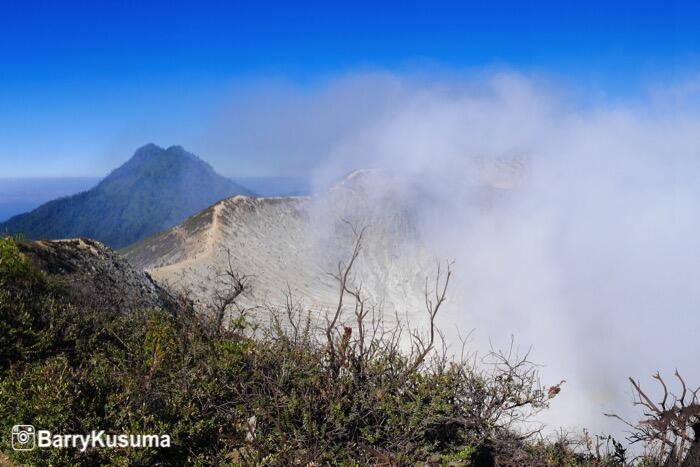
122,163 -> 525,322
122,171 -> 436,318
18,237 -> 178,315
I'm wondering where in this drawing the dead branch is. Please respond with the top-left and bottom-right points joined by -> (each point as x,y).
325,222 -> 366,371
606,371 -> 700,464
403,260 -> 452,377
211,248 -> 251,334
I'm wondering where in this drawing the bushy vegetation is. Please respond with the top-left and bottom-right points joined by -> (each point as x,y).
0,235 -> 684,465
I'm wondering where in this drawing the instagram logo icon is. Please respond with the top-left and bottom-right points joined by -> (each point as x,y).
11,425 -> 35,451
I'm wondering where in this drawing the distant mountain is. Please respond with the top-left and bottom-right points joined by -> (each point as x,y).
0,144 -> 253,248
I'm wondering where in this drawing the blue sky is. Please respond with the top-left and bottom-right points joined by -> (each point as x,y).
1,1 -> 699,177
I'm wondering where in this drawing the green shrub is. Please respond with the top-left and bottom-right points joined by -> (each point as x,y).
0,236 -> 624,465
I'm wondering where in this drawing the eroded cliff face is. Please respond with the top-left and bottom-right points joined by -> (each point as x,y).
121,167 -> 516,324
121,171 -> 439,320
18,238 -> 178,315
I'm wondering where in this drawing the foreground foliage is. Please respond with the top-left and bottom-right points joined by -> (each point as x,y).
0,236 -> 666,465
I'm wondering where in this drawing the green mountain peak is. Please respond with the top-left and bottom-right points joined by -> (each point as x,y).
0,145 -> 253,248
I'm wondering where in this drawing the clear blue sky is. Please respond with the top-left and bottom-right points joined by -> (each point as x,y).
1,1 -> 698,177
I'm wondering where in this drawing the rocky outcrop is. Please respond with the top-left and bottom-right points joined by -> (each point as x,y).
17,238 -> 178,315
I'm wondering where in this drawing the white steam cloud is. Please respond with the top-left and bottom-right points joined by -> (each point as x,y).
208,71 -> 700,436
